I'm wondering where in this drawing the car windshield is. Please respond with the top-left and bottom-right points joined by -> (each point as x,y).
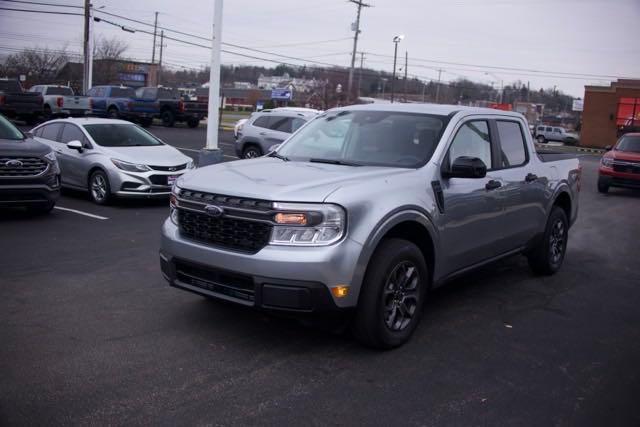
83,123 -> 163,147
0,114 -> 24,140
616,135 -> 640,153
277,110 -> 446,168
47,87 -> 74,96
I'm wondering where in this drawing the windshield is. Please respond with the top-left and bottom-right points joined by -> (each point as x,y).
83,123 -> 163,147
0,114 -> 24,140
616,135 -> 640,153
47,87 -> 74,96
277,110 -> 446,167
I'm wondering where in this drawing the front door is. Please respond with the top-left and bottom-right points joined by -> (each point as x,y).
59,123 -> 92,188
438,119 -> 505,276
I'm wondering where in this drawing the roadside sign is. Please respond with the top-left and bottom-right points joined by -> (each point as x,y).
271,89 -> 291,100
256,100 -> 264,111
572,100 -> 584,112
19,74 -> 26,82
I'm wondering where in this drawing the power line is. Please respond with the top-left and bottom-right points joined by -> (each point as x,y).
0,0 -> 82,8
0,6 -> 82,15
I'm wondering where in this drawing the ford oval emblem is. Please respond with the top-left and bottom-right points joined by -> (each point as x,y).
5,159 -> 23,168
204,204 -> 224,217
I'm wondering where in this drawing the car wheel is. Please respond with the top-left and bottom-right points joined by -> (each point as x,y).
352,238 -> 429,349
27,201 -> 55,215
536,135 -> 546,144
597,176 -> 610,194
527,206 -> 568,276
161,110 -> 175,127
187,118 -> 200,128
89,170 -> 112,205
242,145 -> 262,159
43,105 -> 53,121
107,107 -> 119,119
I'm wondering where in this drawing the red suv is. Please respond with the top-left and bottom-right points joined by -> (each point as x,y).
598,133 -> 640,193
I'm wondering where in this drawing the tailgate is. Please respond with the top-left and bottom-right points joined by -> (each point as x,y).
5,92 -> 42,111
62,96 -> 90,110
183,101 -> 208,115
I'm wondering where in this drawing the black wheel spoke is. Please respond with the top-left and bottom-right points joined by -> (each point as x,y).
381,260 -> 421,332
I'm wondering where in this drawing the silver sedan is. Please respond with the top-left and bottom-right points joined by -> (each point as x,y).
31,118 -> 194,204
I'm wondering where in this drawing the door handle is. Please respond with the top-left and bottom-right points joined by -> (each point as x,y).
525,173 -> 538,183
485,180 -> 502,191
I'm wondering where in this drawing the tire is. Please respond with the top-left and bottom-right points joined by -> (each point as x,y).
597,176 -> 610,194
107,107 -> 119,119
161,110 -> 175,127
139,117 -> 153,128
352,238 -> 429,349
88,170 -> 112,205
527,206 -> 568,276
536,135 -> 546,144
187,118 -> 200,128
242,145 -> 263,159
43,105 -> 53,121
27,201 -> 55,215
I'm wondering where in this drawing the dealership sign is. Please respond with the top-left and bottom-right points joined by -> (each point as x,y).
271,89 -> 292,100
572,100 -> 584,112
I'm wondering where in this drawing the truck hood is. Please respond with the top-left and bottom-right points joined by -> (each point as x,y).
102,144 -> 191,166
178,157 -> 411,202
609,150 -> 640,162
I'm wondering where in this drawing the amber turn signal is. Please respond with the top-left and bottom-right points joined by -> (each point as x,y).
274,212 -> 307,225
331,286 -> 349,298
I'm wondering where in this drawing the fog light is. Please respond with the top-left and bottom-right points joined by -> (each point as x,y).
331,286 -> 349,298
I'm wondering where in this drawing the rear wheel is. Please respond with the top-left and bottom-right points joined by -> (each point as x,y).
536,135 -> 546,144
597,176 -> 610,193
527,206 -> 568,275
161,110 -> 175,127
89,170 -> 112,205
107,107 -> 119,119
242,145 -> 262,159
352,238 -> 429,349
187,118 -> 200,128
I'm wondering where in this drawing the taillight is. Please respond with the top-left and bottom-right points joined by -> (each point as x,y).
57,97 -> 63,107
178,100 -> 185,112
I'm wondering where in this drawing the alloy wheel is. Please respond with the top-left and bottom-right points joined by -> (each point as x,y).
91,174 -> 107,202
382,261 -> 420,331
549,219 -> 566,265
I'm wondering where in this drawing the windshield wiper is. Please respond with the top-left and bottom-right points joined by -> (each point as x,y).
269,152 -> 289,161
309,158 -> 362,166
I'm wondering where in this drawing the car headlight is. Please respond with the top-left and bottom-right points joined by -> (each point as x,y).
169,183 -> 180,225
111,158 -> 151,172
601,157 -> 614,167
269,203 -> 345,246
186,160 -> 195,169
44,151 -> 57,163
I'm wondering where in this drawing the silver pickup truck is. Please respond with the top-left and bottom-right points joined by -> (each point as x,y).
29,85 -> 90,119
161,104 -> 581,348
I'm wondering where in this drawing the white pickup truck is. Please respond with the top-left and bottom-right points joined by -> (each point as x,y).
29,85 -> 90,119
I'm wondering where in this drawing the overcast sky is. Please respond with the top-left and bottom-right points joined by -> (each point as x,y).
1,0 -> 639,97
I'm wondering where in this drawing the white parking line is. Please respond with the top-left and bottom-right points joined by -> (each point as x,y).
176,147 -> 238,159
54,206 -> 109,220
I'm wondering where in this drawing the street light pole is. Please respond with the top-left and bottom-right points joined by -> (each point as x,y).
390,35 -> 403,103
200,0 -> 225,166
82,0 -> 93,94
347,0 -> 370,103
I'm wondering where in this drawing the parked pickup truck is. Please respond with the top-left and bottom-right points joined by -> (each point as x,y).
132,87 -> 207,128
87,85 -> 152,126
29,85 -> 90,119
161,104 -> 581,349
0,79 -> 43,124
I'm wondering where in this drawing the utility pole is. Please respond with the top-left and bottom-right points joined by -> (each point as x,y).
358,51 -> 365,99
200,0 -> 224,166
158,30 -> 164,86
435,69 -> 442,103
151,11 -> 158,63
82,0 -> 92,94
403,50 -> 408,102
347,0 -> 371,103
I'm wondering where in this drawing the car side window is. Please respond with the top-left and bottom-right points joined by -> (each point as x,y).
553,127 -> 562,133
269,116 -> 293,133
292,118 -> 306,132
60,124 -> 89,147
33,126 -> 44,137
496,121 -> 528,168
252,116 -> 270,129
537,126 -> 544,132
546,126 -> 553,132
447,120 -> 493,170
40,123 -> 64,142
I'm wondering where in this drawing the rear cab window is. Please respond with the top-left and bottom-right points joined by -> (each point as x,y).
110,87 -> 135,98
496,120 -> 528,168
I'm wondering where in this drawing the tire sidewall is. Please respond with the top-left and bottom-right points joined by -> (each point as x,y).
162,110 -> 175,127
543,208 -> 568,273
242,145 -> 262,159
537,135 -> 546,144
89,170 -> 111,205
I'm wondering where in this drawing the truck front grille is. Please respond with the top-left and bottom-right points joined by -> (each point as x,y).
178,209 -> 272,253
0,157 -> 48,177
612,161 -> 640,174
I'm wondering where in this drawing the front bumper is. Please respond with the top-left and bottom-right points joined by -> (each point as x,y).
599,167 -> 640,189
0,183 -> 60,207
160,219 -> 363,311
109,168 -> 187,198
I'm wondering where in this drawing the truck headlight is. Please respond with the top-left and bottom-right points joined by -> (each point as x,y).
169,184 -> 180,225
601,157 -> 614,168
111,158 -> 151,172
269,203 -> 345,246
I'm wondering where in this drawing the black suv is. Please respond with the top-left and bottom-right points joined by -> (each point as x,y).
0,113 -> 60,214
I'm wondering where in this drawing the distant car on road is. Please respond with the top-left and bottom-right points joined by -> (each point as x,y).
0,113 -> 60,214
132,87 -> 208,128
29,85 -> 90,120
598,133 -> 640,193
235,110 -> 318,158
534,125 -> 579,145
0,79 -> 43,125
30,118 -> 193,204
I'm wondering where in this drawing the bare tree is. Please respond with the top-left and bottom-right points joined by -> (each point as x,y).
93,36 -> 128,60
4,46 -> 70,83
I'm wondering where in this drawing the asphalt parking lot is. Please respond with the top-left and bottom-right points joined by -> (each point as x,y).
1,125 -> 639,425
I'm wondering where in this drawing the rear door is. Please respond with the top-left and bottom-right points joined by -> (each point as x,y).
59,123 -> 92,188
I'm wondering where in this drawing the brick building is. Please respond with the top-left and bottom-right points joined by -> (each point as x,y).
582,79 -> 640,148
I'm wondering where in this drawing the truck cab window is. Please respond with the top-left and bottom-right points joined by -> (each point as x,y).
447,120 -> 492,170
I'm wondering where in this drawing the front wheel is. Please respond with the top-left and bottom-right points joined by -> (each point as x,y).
89,170 -> 112,205
536,135 -> 546,144
527,206 -> 568,275
187,118 -> 200,128
107,107 -> 119,119
352,238 -> 429,349
161,110 -> 175,127
597,176 -> 610,193
242,145 -> 263,159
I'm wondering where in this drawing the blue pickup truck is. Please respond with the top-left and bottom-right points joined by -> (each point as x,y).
87,85 -> 155,127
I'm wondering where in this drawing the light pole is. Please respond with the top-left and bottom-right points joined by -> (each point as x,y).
390,35 -> 404,103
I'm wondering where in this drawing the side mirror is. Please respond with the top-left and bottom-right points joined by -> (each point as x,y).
25,131 -> 34,139
67,140 -> 83,152
604,145 -> 612,151
444,156 -> 487,179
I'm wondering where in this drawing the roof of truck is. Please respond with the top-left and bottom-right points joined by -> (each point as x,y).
331,102 -> 524,118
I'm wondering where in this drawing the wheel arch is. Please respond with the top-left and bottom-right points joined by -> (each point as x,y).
87,164 -> 108,190
552,190 -> 572,223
